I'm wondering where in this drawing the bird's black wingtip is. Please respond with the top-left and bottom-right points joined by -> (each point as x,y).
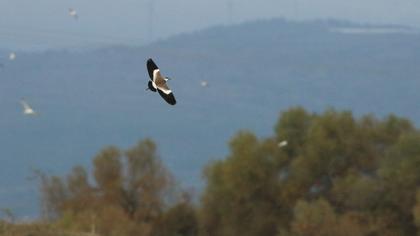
158,90 -> 177,105
166,96 -> 177,106
146,58 -> 159,80
147,58 -> 157,67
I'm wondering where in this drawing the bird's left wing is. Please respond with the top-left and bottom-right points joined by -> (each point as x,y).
147,58 -> 159,80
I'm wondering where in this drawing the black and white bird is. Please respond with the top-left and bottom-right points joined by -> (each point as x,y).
146,58 -> 176,105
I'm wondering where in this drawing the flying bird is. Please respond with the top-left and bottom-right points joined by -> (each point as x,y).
146,58 -> 176,105
9,52 -> 16,61
68,8 -> 78,20
278,140 -> 288,148
20,99 -> 37,116
200,80 -> 209,87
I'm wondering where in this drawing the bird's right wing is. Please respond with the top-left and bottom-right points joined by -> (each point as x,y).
147,58 -> 159,80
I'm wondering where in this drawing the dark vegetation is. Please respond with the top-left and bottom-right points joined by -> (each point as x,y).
3,107 -> 420,235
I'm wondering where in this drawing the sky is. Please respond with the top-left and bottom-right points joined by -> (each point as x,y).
0,0 -> 420,50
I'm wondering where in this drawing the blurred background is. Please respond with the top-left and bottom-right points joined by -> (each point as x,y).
0,0 -> 420,235
1,0 -> 420,50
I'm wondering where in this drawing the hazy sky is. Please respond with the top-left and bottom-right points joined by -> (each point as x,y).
1,0 -> 420,50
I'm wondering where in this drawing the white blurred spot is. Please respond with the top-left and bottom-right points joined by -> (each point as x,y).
200,80 -> 208,87
9,52 -> 16,61
69,8 -> 78,20
20,99 -> 37,116
278,140 -> 288,148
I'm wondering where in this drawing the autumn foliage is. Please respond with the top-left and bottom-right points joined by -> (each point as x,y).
30,107 -> 420,236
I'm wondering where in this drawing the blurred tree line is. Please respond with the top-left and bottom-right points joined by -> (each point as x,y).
36,139 -> 197,236
6,107 -> 420,236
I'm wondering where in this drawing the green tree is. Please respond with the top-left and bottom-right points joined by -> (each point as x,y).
275,107 -> 313,157
200,108 -> 420,236
414,190 -> 420,235
291,198 -> 337,236
378,133 -> 420,234
200,131 -> 287,236
154,200 -> 198,236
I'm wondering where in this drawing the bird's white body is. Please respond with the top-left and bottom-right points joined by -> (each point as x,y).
9,52 -> 16,61
201,80 -> 208,87
153,69 -> 172,94
20,100 -> 37,116
69,8 -> 78,19
278,140 -> 288,148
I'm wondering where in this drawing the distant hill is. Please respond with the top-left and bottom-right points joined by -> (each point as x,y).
0,19 -> 419,218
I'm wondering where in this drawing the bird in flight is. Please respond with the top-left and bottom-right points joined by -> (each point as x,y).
200,80 -> 209,87
69,8 -> 78,20
20,99 -> 37,116
9,52 -> 16,61
278,140 -> 288,148
146,58 -> 176,105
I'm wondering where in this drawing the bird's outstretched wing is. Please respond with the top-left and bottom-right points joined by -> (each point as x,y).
158,89 -> 176,105
20,100 -> 31,110
147,58 -> 159,80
